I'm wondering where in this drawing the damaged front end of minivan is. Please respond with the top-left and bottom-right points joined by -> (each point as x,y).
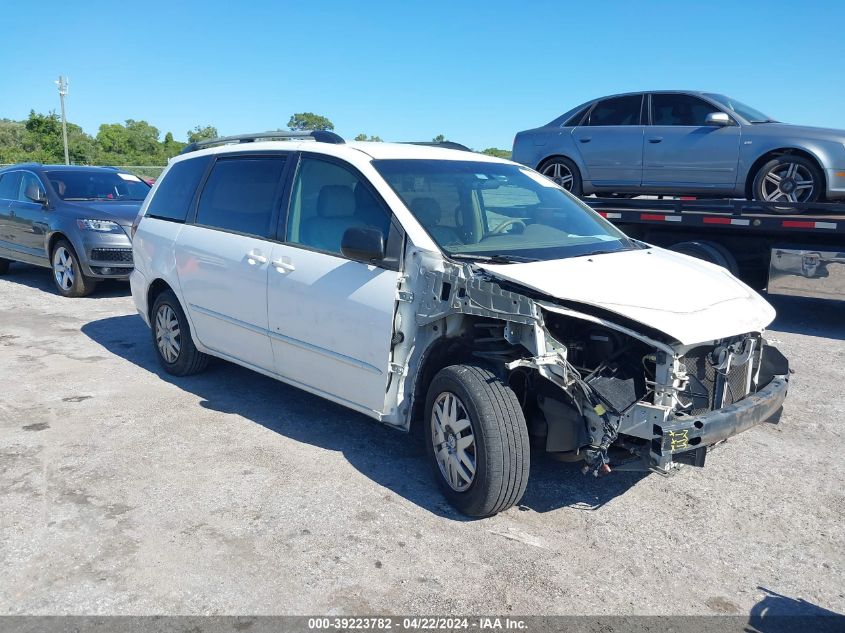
386,253 -> 789,475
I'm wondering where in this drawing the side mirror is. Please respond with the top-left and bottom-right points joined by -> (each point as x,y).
341,226 -> 385,263
24,182 -> 47,204
705,112 -> 732,126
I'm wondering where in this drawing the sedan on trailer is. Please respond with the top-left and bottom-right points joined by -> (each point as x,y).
0,164 -> 150,296
512,91 -> 845,202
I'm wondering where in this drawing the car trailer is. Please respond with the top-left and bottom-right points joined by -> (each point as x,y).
585,197 -> 845,301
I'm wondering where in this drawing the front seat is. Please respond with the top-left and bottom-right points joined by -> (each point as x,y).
302,185 -> 364,253
410,197 -> 463,246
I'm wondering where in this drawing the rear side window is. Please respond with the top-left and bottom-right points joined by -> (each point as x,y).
651,93 -> 720,126
563,105 -> 590,127
585,95 -> 642,126
0,172 -> 21,200
145,156 -> 211,222
195,156 -> 286,238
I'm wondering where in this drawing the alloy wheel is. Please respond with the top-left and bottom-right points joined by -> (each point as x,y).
431,391 -> 477,492
541,162 -> 575,190
155,304 -> 181,363
760,161 -> 816,203
52,246 -> 75,291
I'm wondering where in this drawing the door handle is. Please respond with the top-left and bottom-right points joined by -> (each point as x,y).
648,137 -> 663,143
271,257 -> 295,272
578,137 -> 592,143
246,250 -> 267,265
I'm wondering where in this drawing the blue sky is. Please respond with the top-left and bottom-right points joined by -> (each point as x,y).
1,0 -> 842,150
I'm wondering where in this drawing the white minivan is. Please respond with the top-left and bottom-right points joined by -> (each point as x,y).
130,132 -> 789,517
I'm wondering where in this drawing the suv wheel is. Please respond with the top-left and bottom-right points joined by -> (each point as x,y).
151,290 -> 209,376
425,365 -> 530,517
51,239 -> 97,297
539,157 -> 583,196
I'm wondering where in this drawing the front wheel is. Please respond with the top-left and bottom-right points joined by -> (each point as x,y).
539,157 -> 583,196
752,155 -> 823,204
51,239 -> 97,297
425,365 -> 530,517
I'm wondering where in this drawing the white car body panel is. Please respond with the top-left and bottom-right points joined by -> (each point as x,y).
267,243 -> 399,415
174,225 -> 275,371
478,247 -> 775,345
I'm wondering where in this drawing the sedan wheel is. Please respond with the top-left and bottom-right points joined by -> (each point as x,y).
753,156 -> 822,203
431,391 -> 477,492
539,157 -> 582,196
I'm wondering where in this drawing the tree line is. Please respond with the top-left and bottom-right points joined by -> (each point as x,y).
0,110 -> 510,168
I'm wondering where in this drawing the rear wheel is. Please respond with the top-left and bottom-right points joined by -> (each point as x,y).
539,157 -> 583,196
669,240 -> 739,276
51,239 -> 97,297
151,290 -> 209,376
425,365 -> 530,517
752,155 -> 823,204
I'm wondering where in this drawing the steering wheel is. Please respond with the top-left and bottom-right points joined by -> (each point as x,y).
488,218 -> 526,236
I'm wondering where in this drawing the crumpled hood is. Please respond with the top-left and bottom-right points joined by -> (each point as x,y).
478,247 -> 776,345
62,200 -> 143,226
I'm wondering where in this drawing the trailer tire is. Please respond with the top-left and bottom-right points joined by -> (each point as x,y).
669,240 -> 739,276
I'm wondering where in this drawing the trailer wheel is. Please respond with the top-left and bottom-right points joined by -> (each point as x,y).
669,240 -> 739,276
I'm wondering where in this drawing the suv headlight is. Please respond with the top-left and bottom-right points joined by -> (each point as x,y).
76,219 -> 123,233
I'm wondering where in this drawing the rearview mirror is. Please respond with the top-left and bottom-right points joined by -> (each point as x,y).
705,112 -> 732,126
341,226 -> 385,263
24,182 -> 47,204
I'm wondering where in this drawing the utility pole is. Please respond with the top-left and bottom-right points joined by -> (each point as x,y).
55,76 -> 69,165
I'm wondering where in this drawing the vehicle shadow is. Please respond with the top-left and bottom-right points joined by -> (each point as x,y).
1,261 -> 130,299
765,294 -> 845,341
746,587 -> 844,633
81,314 -> 644,520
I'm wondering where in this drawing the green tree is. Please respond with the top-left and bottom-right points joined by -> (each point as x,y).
481,148 -> 512,160
95,119 -> 161,165
0,119 -> 26,163
288,112 -> 334,131
353,133 -> 382,142
432,134 -> 446,143
187,125 -> 218,143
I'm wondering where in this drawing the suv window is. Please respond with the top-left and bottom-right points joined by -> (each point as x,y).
195,156 -> 286,238
0,172 -> 21,200
286,157 -> 390,255
146,156 -> 211,222
585,95 -> 642,126
17,172 -> 45,202
651,93 -> 721,126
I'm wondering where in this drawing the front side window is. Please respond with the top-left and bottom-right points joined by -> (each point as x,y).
0,172 -> 21,200
585,95 -> 642,126
195,156 -> 286,238
17,172 -> 45,202
45,170 -> 150,201
373,159 -> 637,262
146,156 -> 211,222
651,93 -> 722,126
286,157 -> 390,255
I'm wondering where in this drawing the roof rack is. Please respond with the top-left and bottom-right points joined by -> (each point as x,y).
402,141 -> 472,152
181,130 -> 345,154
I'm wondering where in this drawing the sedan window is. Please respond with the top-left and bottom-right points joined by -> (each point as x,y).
585,95 -> 642,126
651,93 -> 722,126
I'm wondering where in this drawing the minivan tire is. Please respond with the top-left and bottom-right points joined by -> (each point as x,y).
425,364 -> 530,517
51,239 -> 97,298
151,290 -> 210,376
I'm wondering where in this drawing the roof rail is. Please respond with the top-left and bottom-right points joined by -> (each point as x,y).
181,130 -> 345,154
402,141 -> 472,152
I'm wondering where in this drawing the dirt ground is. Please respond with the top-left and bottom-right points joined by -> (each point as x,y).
1,262 -> 843,616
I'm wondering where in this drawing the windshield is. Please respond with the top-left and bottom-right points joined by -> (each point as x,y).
45,170 -> 151,201
372,159 -> 637,262
704,93 -> 774,123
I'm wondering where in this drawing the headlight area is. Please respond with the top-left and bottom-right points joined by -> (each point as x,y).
76,219 -> 124,233
508,308 -> 788,476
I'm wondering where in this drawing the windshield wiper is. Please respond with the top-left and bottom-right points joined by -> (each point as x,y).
448,253 -> 538,264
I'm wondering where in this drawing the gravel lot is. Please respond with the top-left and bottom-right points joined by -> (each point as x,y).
1,262 -> 843,617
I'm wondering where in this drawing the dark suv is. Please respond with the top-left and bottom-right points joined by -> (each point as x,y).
0,164 -> 150,297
